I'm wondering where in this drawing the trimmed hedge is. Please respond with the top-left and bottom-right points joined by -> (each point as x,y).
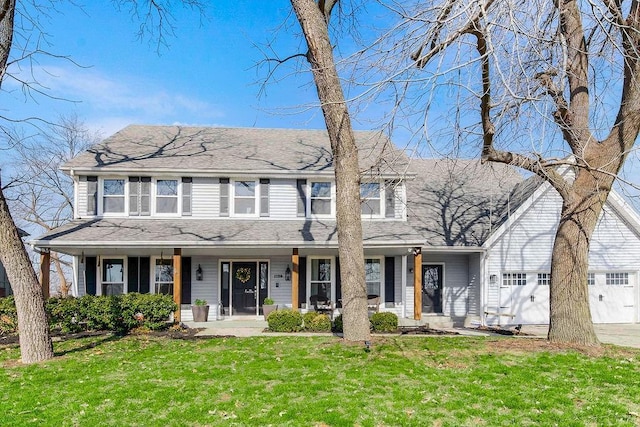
370,312 -> 398,332
267,309 -> 303,332
0,293 -> 177,336
332,314 -> 343,333
303,311 -> 331,332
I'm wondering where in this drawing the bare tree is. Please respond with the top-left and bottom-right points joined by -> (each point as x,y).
7,114 -> 100,296
358,0 -> 640,345
289,0 -> 371,341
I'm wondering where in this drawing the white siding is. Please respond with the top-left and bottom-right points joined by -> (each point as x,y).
467,253 -> 481,316
191,177 -> 218,218
422,253 -> 469,317
590,207 -> 640,270
269,257 -> 292,306
269,180 -> 297,219
394,256 -> 403,305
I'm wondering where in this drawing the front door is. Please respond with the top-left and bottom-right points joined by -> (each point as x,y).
232,262 -> 257,315
422,265 -> 443,313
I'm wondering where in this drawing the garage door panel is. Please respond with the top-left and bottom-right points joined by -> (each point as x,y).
590,282 -> 635,324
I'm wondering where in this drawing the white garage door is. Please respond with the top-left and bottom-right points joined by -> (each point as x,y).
589,272 -> 636,324
499,273 -> 549,325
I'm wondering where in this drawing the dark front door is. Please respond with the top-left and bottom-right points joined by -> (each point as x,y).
232,262 -> 257,315
422,265 -> 443,313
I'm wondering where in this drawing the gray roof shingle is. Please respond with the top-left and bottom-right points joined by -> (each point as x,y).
62,125 -> 409,176
406,159 -> 528,246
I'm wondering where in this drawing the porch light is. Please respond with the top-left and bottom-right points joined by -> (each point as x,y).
196,264 -> 203,281
490,274 -> 498,285
285,265 -> 291,281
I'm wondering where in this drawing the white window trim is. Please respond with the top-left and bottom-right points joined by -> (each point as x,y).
230,179 -> 260,217
365,256 -> 385,302
306,256 -> 336,305
99,177 -> 128,217
152,178 -> 182,217
307,180 -> 335,218
97,256 -> 127,296
361,181 -> 385,219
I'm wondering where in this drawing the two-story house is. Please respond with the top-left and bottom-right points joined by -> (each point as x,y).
32,125 -> 640,325
31,125 -> 424,321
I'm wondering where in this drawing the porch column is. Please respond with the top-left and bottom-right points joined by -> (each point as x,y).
173,248 -> 182,322
413,247 -> 422,320
292,248 -> 299,311
39,250 -> 50,299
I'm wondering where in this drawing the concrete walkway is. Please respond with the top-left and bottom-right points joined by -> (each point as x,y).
185,320 -> 640,349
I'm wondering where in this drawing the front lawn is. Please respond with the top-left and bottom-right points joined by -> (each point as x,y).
1,334 -> 639,426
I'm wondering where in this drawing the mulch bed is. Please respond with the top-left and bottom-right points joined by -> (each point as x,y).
399,326 -> 459,335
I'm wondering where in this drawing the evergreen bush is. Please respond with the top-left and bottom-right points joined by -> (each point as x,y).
267,309 -> 303,332
370,312 -> 398,333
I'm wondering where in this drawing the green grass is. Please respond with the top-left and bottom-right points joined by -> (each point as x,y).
1,334 -> 639,426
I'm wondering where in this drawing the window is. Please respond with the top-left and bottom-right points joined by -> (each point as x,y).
606,272 -> 629,286
503,273 -> 527,286
103,179 -> 125,213
361,182 -> 381,215
129,177 -> 151,216
260,179 -> 270,217
102,258 -> 124,295
310,182 -> 331,215
156,179 -> 178,214
310,258 -> 332,300
154,258 -> 173,295
86,176 -> 98,215
234,180 -> 256,215
365,258 -> 382,296
537,273 -> 550,286
182,177 -> 192,216
587,273 -> 596,286
220,178 -> 230,217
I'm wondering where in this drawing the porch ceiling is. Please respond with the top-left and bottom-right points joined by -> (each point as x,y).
30,218 -> 424,256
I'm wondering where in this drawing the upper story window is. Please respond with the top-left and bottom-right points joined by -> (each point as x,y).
310,181 -> 332,216
103,179 -> 125,214
361,182 -> 381,216
234,180 -> 257,215
156,179 -> 179,214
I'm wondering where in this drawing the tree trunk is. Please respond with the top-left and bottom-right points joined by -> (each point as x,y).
547,171 -> 608,346
290,0 -> 370,341
0,187 -> 54,363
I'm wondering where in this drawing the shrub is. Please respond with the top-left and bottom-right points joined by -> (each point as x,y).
47,297 -> 83,333
332,314 -> 343,333
305,313 -> 331,332
267,309 -> 303,332
370,312 -> 398,333
0,296 -> 17,335
303,311 -> 319,326
119,293 -> 177,331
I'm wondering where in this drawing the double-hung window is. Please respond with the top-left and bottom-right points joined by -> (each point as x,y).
154,258 -> 173,295
310,258 -> 332,301
103,179 -> 125,214
102,258 -> 125,295
361,182 -> 381,216
234,180 -> 256,215
310,182 -> 332,215
365,258 -> 382,297
156,179 -> 179,214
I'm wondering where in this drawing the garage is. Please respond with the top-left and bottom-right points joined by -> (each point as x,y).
589,272 -> 636,324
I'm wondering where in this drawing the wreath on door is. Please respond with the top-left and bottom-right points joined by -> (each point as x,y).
236,267 -> 252,283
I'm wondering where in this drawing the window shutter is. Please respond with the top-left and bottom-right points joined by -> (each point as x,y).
296,179 -> 306,217
220,178 -> 229,217
128,257 -> 139,293
140,177 -> 151,216
139,257 -> 150,293
298,257 -> 307,308
385,257 -> 395,303
260,178 -> 270,217
129,177 -> 140,215
385,180 -> 396,219
85,256 -> 97,295
87,176 -> 98,216
182,177 -> 192,216
181,257 -> 192,304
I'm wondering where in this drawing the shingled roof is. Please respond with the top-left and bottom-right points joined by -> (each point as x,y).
62,125 -> 409,176
406,159 -> 532,247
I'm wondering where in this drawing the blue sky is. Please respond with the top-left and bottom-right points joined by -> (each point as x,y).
3,1 -> 337,138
